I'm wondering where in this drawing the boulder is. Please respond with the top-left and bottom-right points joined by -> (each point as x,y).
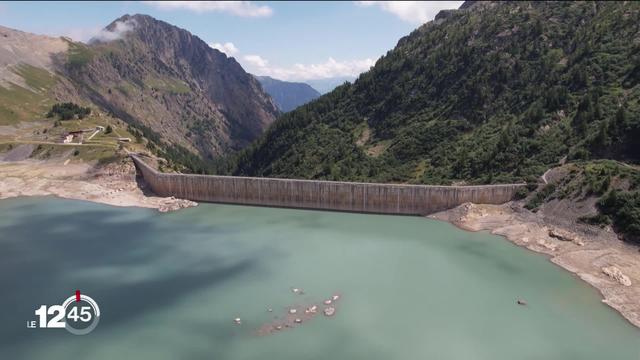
602,266 -> 632,286
548,228 -> 584,246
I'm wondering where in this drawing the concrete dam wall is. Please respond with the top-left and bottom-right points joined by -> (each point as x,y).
132,155 -> 525,215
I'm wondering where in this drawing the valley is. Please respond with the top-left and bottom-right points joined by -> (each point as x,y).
0,2 -> 639,357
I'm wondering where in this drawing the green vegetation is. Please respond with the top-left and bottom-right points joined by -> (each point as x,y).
0,65 -> 58,124
209,2 -> 640,243
598,190 -> 640,243
126,123 -> 211,173
525,184 -> 556,211
0,84 -> 54,125
525,160 -> 640,243
12,64 -> 57,91
145,77 -> 191,94
66,41 -> 95,70
220,2 -> 639,186
46,103 -> 91,120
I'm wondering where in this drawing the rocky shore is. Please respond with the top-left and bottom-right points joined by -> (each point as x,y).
430,202 -> 640,329
0,158 -> 197,212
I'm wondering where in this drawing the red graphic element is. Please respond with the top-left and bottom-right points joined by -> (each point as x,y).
75,290 -> 81,302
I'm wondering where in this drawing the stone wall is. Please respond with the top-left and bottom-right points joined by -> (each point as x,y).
132,155 -> 524,215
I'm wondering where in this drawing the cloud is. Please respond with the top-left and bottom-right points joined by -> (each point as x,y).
209,42 -> 239,56
240,55 -> 375,81
243,54 -> 269,68
90,18 -> 137,42
356,1 -> 463,24
207,40 -> 373,81
142,1 -> 273,17
57,27 -> 102,42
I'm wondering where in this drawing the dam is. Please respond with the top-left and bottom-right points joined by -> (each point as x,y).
131,154 -> 525,215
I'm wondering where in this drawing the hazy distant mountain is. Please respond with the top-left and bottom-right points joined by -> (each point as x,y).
306,76 -> 356,94
255,75 -> 320,112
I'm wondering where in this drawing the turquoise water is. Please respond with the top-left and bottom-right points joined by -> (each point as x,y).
0,197 -> 638,359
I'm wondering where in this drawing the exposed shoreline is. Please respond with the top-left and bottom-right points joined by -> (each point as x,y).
430,202 -> 640,330
1,158 -> 638,329
0,158 -> 197,212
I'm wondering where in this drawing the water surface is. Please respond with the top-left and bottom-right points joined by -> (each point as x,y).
0,197 -> 638,359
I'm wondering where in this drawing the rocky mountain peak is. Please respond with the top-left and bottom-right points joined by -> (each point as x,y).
68,13 -> 279,160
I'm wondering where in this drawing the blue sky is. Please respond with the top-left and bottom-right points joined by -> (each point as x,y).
0,1 -> 462,81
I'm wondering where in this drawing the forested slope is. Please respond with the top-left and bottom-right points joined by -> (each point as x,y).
223,1 -> 639,185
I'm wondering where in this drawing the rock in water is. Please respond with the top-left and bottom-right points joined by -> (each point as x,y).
324,307 -> 336,316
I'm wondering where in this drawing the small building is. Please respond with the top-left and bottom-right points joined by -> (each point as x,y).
62,130 -> 85,144
117,137 -> 131,142
96,126 -> 105,131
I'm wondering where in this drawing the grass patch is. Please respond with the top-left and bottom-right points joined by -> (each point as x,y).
145,77 -> 191,94
66,42 -> 95,69
0,83 -> 54,125
11,64 -> 57,91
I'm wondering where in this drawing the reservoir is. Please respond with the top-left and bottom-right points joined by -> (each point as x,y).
0,197 -> 638,359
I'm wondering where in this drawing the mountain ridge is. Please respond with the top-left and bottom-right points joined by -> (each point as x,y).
0,14 -> 279,169
255,75 -> 320,112
223,1 -> 639,183
63,13 -> 279,159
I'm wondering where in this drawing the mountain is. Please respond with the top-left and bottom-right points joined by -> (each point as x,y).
65,14 -> 279,159
219,1 -> 640,242
224,1 -> 639,184
0,25 -> 72,123
306,76 -> 355,94
0,14 -> 279,168
255,75 -> 320,112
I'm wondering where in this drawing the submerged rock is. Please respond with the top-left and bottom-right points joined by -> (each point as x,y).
324,307 -> 336,316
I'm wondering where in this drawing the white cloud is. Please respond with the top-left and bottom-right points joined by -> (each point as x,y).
58,27 -> 102,42
356,1 -> 463,24
205,43 -> 372,81
243,54 -> 269,68
142,1 -> 273,17
241,55 -> 375,81
90,18 -> 137,42
209,42 -> 239,56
